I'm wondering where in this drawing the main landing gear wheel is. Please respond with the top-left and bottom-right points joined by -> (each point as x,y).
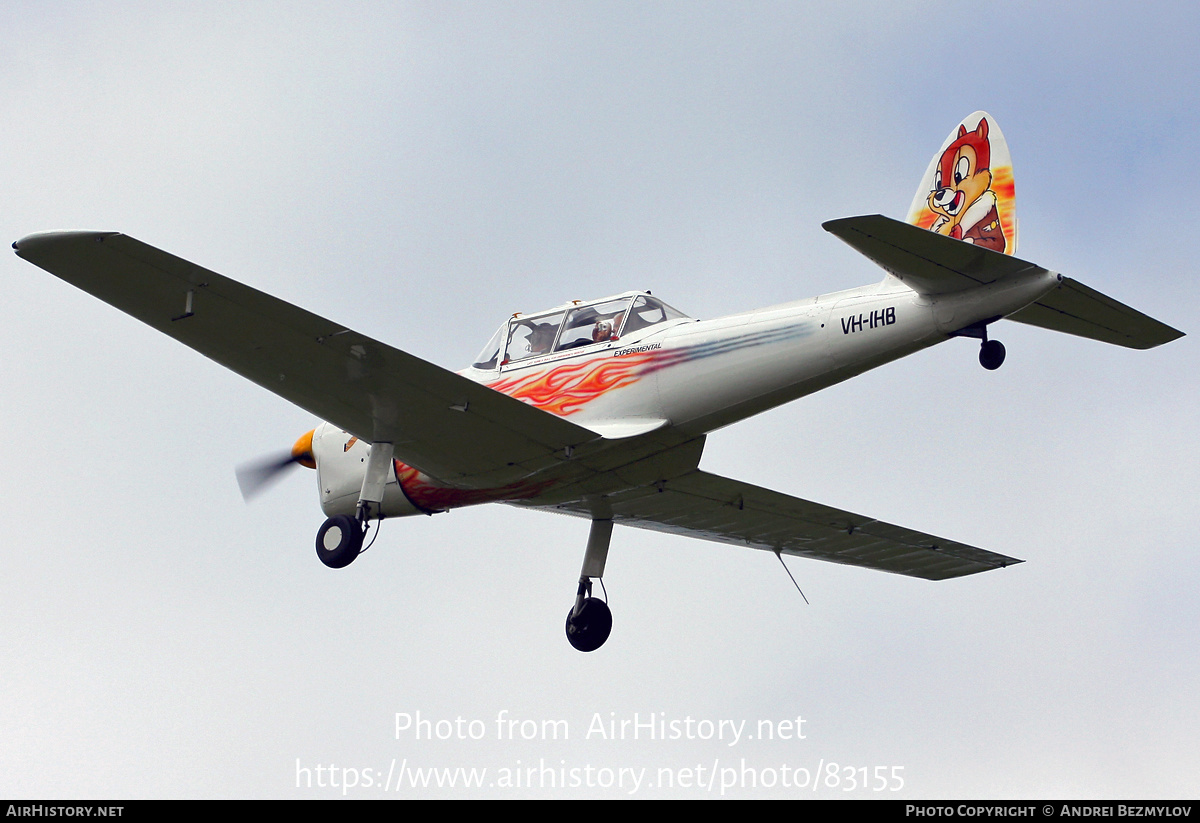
315,514 -> 365,569
979,339 -> 1006,370
565,597 -> 612,652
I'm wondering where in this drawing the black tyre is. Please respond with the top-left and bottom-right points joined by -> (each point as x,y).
315,515 -> 364,569
565,597 -> 613,652
980,339 -> 1006,370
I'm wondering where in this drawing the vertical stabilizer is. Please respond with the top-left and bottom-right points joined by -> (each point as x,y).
906,111 -> 1017,256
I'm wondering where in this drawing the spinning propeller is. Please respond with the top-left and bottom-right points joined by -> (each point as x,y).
236,430 -> 316,501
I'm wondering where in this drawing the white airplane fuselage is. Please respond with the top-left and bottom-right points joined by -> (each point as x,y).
312,266 -> 1060,518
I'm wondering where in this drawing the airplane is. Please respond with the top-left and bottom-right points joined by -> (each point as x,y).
14,112 -> 1183,652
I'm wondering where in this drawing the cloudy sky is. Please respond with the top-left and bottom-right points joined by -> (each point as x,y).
2,1 -> 1197,798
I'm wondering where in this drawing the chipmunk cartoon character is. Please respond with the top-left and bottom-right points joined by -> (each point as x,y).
926,118 -> 1006,252
907,111 -> 1017,256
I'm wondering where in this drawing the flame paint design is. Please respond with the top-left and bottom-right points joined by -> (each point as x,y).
990,166 -> 1016,252
484,324 -> 815,416
393,460 -> 551,511
394,324 -> 817,508
486,351 -> 660,415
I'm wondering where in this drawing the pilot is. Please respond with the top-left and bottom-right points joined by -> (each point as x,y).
527,322 -> 557,355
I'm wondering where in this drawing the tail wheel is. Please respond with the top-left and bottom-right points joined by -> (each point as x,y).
315,514 -> 365,569
980,339 -> 1006,370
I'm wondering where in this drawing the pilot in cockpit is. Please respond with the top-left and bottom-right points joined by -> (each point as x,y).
527,321 -> 558,355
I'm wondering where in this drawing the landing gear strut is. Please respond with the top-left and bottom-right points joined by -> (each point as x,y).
313,440 -> 394,570
565,581 -> 612,652
953,321 -> 1006,370
566,519 -> 613,652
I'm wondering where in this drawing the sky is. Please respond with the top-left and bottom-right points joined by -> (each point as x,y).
1,1 -> 1197,799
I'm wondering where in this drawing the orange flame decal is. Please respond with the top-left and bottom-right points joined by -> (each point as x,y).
991,166 -> 1016,252
486,352 -> 658,416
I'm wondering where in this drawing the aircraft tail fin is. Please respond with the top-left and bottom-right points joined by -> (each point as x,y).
906,111 -> 1017,257
825,110 -> 1183,350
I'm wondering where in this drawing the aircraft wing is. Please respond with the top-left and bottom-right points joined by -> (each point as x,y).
13,231 -> 598,487
541,468 -> 1020,580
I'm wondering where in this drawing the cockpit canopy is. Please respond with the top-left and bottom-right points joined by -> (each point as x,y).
472,292 -> 690,370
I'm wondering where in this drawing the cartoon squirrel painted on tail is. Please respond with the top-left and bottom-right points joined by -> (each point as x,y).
907,111 -> 1017,255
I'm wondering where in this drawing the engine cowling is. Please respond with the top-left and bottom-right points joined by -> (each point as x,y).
310,423 -> 430,519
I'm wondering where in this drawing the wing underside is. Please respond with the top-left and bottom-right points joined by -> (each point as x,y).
14,231 -> 599,488
537,469 -> 1021,580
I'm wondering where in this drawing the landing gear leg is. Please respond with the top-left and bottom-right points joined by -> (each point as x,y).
313,440 -> 394,570
355,440 -> 395,524
565,519 -> 613,652
952,321 -> 1006,370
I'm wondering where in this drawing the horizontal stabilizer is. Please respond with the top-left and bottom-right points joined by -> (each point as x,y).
823,214 -> 1047,296
1007,277 -> 1183,349
825,214 -> 1183,350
